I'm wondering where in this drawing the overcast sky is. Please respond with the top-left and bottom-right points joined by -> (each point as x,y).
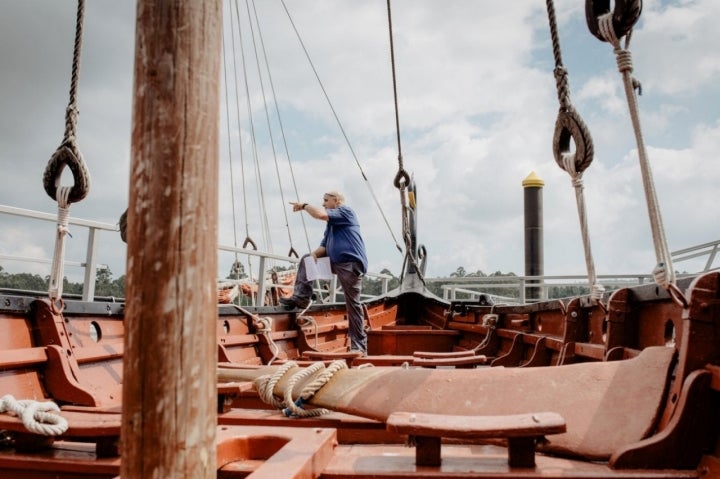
1,0 -> 719,285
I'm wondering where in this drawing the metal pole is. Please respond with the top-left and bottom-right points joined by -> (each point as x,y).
523,172 -> 544,302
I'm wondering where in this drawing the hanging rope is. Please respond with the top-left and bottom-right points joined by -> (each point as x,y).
222,21 -> 243,284
44,0 -> 90,305
545,0 -> 604,305
594,11 -> 686,308
386,0 -> 425,284
0,395 -> 69,436
230,0 -> 267,292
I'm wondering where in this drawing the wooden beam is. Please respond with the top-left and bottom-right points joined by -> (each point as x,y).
122,1 -> 222,477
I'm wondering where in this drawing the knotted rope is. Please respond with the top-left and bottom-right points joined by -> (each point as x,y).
545,0 -> 604,306
254,360 -> 347,418
254,316 -> 281,365
0,395 -> 69,436
44,0 -> 91,306
597,13 -> 686,308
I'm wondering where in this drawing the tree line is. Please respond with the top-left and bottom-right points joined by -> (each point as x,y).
0,265 -> 126,298
0,263 -> 595,302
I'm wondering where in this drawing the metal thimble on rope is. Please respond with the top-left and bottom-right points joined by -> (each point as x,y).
44,0 -> 91,307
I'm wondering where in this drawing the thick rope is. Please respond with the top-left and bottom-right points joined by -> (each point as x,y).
545,0 -> 603,304
561,155 -> 605,303
254,360 -> 347,418
48,186 -> 73,303
254,361 -> 295,408
0,395 -> 69,436
44,0 -> 91,306
43,0 -> 90,205
597,14 -> 685,307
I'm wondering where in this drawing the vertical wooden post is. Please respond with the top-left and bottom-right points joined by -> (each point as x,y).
122,1 -> 222,477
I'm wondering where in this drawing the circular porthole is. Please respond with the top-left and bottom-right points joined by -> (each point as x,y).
89,321 -> 102,342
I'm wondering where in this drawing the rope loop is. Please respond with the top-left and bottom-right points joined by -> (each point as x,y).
253,317 -> 281,364
393,168 -> 410,189
553,109 -> 594,176
282,361 -> 326,417
242,236 -> 258,250
254,361 -> 296,409
255,360 -> 347,418
0,395 -> 69,436
585,0 -> 642,42
43,140 -> 90,204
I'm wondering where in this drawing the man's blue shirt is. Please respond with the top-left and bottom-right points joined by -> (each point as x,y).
320,205 -> 368,274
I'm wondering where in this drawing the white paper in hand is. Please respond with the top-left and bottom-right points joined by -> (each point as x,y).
304,256 -> 333,281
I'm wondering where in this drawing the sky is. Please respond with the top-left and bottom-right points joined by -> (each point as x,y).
1,0 -> 719,286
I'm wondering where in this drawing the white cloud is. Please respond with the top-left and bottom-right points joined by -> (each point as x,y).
1,0 -> 719,286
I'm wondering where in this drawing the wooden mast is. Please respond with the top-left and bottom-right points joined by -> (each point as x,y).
122,1 -> 222,477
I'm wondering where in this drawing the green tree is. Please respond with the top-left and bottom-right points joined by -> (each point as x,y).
449,266 -> 466,278
0,272 -> 48,292
362,268 -> 400,296
94,268 -> 126,298
227,260 -> 247,280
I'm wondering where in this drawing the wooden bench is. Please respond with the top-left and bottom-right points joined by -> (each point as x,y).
386,411 -> 566,467
297,346 -> 682,463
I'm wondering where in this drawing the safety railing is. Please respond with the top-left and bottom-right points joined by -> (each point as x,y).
0,205 -> 391,304
1,204 -> 716,304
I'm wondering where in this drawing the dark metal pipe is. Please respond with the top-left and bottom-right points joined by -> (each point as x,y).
523,172 -> 544,301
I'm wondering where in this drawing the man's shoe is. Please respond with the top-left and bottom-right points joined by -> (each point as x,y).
279,297 -> 311,309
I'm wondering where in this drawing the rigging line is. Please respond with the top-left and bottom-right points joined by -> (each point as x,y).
234,0 -> 274,257
228,0 -> 255,285
222,27 -> 241,280
279,0 -> 403,255
250,0 -> 312,254
545,0 -> 603,302
244,0 -> 294,255
385,0 -> 414,267
386,0 -> 403,170
597,15 -> 679,303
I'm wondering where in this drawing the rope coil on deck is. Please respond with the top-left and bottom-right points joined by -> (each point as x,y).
0,395 -> 69,436
254,360 -> 347,418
